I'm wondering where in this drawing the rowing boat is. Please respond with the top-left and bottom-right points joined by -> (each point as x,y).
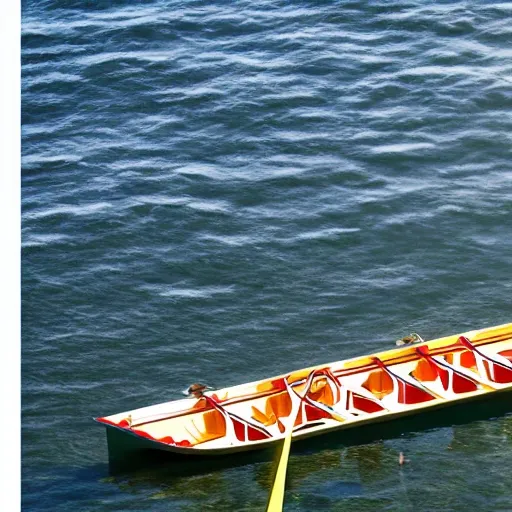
95,322 -> 512,460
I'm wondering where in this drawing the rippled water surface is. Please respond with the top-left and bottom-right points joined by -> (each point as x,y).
22,1 -> 512,510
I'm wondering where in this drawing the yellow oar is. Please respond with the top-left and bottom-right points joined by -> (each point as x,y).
266,426 -> 293,512
266,371 -> 317,512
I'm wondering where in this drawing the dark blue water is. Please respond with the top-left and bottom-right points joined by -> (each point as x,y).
22,1 -> 512,510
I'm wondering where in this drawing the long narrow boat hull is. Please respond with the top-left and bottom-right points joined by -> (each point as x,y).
96,323 -> 512,461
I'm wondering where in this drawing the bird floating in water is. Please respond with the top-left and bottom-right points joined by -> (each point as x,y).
399,452 -> 410,465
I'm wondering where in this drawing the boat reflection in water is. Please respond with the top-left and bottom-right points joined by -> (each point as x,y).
102,401 -> 511,509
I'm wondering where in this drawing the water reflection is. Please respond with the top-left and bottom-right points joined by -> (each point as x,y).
503,416 -> 512,442
254,448 -> 341,491
101,407 -> 512,510
342,443 -> 386,485
103,442 -> 402,510
448,413 -> 512,453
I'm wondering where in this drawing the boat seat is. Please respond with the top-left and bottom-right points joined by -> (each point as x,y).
499,350 -> 512,362
251,390 -> 292,429
185,409 -> 227,445
411,356 -> 478,394
459,350 -> 477,371
440,350 -> 478,373
442,350 -> 477,371
362,369 -> 394,399
411,359 -> 438,382
308,377 -> 335,406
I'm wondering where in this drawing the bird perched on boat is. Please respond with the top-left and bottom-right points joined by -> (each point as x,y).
187,383 -> 208,399
395,333 -> 424,346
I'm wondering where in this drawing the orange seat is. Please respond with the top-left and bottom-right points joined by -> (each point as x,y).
412,359 -> 438,382
460,350 -> 477,371
308,378 -> 335,406
362,369 -> 394,399
251,391 -> 292,429
499,350 -> 512,362
187,409 -> 227,445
